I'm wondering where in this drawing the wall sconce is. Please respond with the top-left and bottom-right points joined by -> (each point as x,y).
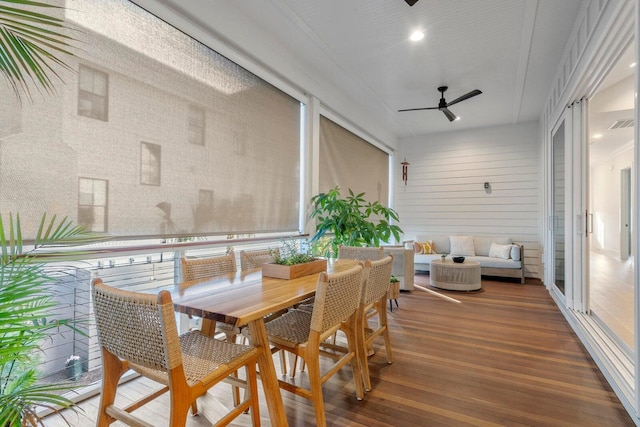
401,158 -> 410,186
484,182 -> 490,189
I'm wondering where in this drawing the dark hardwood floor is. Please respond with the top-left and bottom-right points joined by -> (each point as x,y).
44,274 -> 634,426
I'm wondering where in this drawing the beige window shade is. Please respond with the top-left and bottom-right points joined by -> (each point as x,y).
319,116 -> 389,205
0,0 -> 300,239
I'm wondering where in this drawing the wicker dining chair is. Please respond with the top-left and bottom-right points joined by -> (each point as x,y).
290,245 -> 383,378
180,251 -> 239,341
265,264 -> 366,427
239,247 -> 279,270
238,247 -> 289,374
92,279 -> 260,427
338,244 -> 385,261
181,250 -> 237,283
357,255 -> 394,391
181,251 -> 244,405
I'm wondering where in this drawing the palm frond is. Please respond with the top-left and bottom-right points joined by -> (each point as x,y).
0,369 -> 77,426
0,0 -> 77,102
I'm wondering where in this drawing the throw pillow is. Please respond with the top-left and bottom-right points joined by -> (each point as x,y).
449,235 -> 475,256
511,244 -> 521,261
414,242 -> 424,254
489,243 -> 512,259
420,240 -> 434,254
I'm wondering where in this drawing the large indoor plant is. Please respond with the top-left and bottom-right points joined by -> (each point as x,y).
0,213 -> 99,426
309,186 -> 403,257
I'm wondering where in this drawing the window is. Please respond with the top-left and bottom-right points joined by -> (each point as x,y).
188,105 -> 205,145
78,178 -> 108,232
6,0 -> 300,239
140,142 -> 161,186
78,65 -> 108,121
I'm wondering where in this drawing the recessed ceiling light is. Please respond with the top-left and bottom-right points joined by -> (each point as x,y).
409,31 -> 424,42
592,133 -> 603,139
630,62 -> 637,68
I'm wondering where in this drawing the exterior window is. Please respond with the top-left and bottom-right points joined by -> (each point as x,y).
78,65 -> 108,121
78,178 -> 108,232
188,105 -> 205,145
140,142 -> 161,186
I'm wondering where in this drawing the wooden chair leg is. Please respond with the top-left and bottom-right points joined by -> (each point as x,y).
169,391 -> 191,427
279,348 -> 287,376
304,348 -> 326,427
97,348 -> 127,427
344,318 -> 365,400
246,363 -> 261,425
232,370 -> 241,406
378,300 -> 394,365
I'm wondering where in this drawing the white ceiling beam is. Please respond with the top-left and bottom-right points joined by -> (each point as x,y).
512,0 -> 539,124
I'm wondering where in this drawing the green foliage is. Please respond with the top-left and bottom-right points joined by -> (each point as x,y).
0,0 -> 77,102
270,238 -> 316,266
0,213 -> 98,426
309,186 -> 403,257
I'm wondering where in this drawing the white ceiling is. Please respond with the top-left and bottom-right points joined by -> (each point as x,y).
138,0 -> 585,142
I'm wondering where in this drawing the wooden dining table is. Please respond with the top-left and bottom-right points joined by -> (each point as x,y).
170,258 -> 359,426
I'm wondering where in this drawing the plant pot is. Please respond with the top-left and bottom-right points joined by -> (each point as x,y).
388,281 -> 400,300
66,358 -> 82,381
262,258 -> 327,280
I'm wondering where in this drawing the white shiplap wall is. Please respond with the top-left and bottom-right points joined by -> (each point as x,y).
397,121 -> 541,278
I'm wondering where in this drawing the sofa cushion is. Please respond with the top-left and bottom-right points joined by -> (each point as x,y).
415,235 -> 450,254
489,243 -> 512,259
414,240 -> 434,254
470,256 -> 522,269
450,235 -> 475,256
510,244 -> 521,261
474,236 -> 512,256
414,254 -> 442,265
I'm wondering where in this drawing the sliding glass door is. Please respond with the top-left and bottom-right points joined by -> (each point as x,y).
551,119 -> 566,298
586,43 -> 635,351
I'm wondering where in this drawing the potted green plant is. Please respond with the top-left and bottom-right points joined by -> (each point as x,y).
262,238 -> 326,279
308,186 -> 403,257
0,213 -> 100,426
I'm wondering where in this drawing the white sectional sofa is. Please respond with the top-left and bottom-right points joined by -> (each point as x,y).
413,235 -> 525,284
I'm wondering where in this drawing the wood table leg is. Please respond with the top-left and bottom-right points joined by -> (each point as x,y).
248,318 -> 289,426
200,318 -> 217,337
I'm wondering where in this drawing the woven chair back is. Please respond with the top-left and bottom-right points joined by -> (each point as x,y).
362,255 -> 394,306
181,250 -> 236,282
310,264 -> 364,334
240,248 -> 279,271
338,245 -> 384,261
92,279 -> 182,372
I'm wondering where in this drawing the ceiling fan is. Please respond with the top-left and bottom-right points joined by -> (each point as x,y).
398,86 -> 483,122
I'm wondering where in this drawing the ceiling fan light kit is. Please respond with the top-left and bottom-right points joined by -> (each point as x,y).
398,86 -> 482,122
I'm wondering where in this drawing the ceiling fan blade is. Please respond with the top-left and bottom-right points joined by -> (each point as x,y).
446,89 -> 482,107
398,106 -> 439,112
405,0 -> 419,6
441,108 -> 457,122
